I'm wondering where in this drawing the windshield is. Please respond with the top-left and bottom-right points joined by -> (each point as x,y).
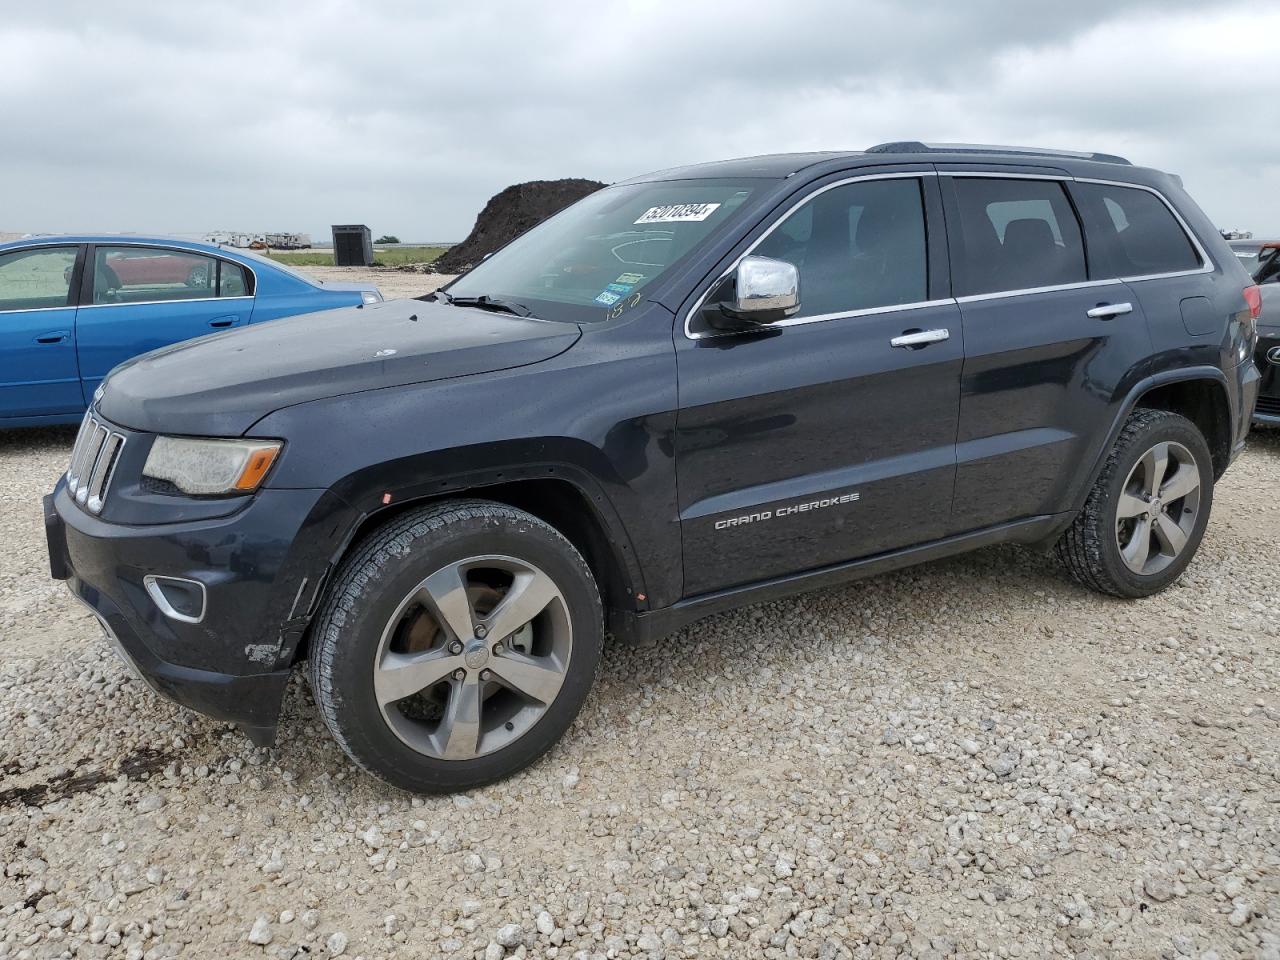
445,179 -> 761,322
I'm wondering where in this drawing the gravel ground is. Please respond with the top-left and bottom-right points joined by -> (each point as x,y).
1,362 -> 1277,956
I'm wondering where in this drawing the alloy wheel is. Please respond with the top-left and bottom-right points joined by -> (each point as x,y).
1114,440 -> 1202,576
373,555 -> 572,761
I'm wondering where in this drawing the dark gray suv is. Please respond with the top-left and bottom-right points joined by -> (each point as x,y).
47,142 -> 1262,792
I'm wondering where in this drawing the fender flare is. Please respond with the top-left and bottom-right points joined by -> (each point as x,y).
1071,364 -> 1230,517
321,456 -> 651,613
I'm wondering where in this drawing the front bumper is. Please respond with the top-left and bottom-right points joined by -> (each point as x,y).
45,479 -> 353,744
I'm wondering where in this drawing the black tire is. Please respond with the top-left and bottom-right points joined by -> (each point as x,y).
308,499 -> 602,793
1056,408 -> 1214,598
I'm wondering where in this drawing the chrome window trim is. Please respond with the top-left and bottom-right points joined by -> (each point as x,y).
78,294 -> 254,310
684,169 -> 1219,339
743,297 -> 958,331
684,171 -> 942,341
956,278 -> 1124,304
0,303 -> 81,314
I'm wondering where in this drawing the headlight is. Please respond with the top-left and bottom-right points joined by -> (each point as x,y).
143,437 -> 282,495
362,290 -> 383,304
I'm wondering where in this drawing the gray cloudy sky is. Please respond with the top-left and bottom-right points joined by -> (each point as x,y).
4,0 -> 1278,240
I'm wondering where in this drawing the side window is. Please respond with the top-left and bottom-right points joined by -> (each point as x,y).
1072,183 -> 1201,279
0,247 -> 78,311
92,247 -> 217,305
218,260 -> 250,296
754,178 -> 927,318
951,178 -> 1087,296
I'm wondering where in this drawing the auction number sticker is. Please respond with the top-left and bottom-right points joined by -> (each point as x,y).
634,202 -> 721,224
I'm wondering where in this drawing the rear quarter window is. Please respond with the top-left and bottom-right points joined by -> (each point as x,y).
1071,183 -> 1202,279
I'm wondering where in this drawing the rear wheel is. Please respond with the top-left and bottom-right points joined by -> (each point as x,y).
309,500 -> 602,793
1056,408 -> 1213,598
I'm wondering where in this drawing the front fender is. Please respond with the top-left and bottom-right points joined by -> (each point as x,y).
250,317 -> 682,608
319,440 -> 652,605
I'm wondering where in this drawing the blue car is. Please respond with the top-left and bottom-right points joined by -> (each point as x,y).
0,235 -> 382,427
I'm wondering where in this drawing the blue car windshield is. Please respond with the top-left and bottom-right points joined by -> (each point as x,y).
445,179 -> 760,321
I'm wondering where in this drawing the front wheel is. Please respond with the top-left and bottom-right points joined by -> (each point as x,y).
1056,408 -> 1214,598
309,500 -> 602,793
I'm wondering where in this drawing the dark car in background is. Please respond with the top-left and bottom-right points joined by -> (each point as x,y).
1228,238 -> 1277,278
1252,243 -> 1280,424
46,143 -> 1261,793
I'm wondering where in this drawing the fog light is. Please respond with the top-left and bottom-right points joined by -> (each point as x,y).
143,575 -> 207,624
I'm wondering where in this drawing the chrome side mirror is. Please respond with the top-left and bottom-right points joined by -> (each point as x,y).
732,256 -> 800,322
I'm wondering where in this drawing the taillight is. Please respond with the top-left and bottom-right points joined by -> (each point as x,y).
1244,285 -> 1262,320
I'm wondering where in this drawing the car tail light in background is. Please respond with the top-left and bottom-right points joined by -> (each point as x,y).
1244,285 -> 1262,321
1239,285 -> 1262,363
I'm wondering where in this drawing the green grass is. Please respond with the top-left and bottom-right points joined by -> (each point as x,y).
265,245 -> 449,268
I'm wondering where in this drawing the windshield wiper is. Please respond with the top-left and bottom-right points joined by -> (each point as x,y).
429,291 -> 534,317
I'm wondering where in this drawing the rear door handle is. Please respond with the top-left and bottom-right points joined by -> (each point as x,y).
890,328 -> 950,348
35,330 -> 70,344
1086,302 -> 1133,319
208,316 -> 241,328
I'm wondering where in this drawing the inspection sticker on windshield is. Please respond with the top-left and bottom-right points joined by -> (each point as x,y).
634,202 -> 721,224
594,291 -> 623,306
615,272 -> 645,284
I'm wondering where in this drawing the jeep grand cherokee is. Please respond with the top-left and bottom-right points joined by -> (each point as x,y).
45,142 -> 1262,792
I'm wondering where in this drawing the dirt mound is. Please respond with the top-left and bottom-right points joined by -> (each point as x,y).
432,178 -> 606,274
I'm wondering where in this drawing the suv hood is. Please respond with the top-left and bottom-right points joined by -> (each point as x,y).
99,299 -> 581,436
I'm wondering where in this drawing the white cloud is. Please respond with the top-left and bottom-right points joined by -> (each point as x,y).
2,0 -> 1276,239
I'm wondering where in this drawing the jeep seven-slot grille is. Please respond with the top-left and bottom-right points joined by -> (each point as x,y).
66,413 -> 126,514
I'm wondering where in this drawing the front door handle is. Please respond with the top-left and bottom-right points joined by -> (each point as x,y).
35,330 -> 70,344
208,316 -> 240,328
890,328 -> 950,348
1086,302 -> 1133,319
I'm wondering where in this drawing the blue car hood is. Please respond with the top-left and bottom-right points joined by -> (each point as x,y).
98,299 -> 581,436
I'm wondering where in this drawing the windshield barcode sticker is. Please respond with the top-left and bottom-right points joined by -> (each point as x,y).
634,203 -> 721,224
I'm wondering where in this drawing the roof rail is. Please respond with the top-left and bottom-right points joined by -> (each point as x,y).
865,141 -> 1132,165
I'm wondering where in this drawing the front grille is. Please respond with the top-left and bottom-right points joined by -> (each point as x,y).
66,412 -> 126,514
1256,395 -> 1280,418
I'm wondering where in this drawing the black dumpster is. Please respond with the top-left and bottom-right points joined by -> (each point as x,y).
331,224 -> 374,266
